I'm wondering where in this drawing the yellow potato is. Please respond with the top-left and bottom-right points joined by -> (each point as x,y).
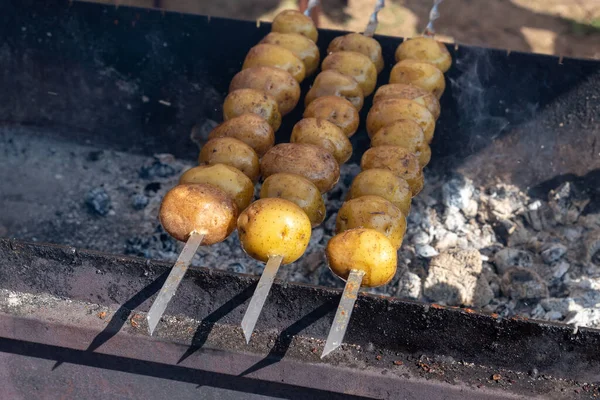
346,169 -> 412,216
361,146 -> 424,196
373,83 -> 440,120
389,59 -> 446,99
303,96 -> 360,138
326,228 -> 397,287
198,137 -> 260,183
208,114 -> 274,157
260,143 -> 340,193
304,70 -> 364,111
243,43 -> 306,83
237,197 -> 312,265
260,32 -> 320,76
229,67 -> 300,116
223,88 -> 282,132
290,118 -> 352,164
327,33 -> 384,74
159,183 -> 237,244
366,98 -> 436,142
321,51 -> 378,96
395,37 -> 452,73
179,164 -> 254,211
371,119 -> 431,168
260,173 -> 325,227
271,9 -> 318,43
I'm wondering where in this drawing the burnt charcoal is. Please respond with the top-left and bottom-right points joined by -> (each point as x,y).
540,242 -> 567,264
144,182 -> 162,193
84,187 -> 111,216
87,150 -> 103,161
124,236 -> 152,258
441,173 -> 474,212
140,160 -> 178,179
548,182 -> 590,224
493,248 -> 533,275
131,193 -> 149,210
396,271 -> 422,300
493,219 -> 516,245
416,244 -> 439,258
500,267 -> 548,300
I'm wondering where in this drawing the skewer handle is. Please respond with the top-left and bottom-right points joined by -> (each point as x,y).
363,0 -> 385,37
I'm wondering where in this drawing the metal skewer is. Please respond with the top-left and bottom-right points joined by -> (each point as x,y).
363,0 -> 385,38
423,0 -> 444,37
303,0 -> 320,17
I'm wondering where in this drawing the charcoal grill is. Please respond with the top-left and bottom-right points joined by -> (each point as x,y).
1,1 -> 600,398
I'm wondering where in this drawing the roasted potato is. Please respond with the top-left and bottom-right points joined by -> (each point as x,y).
260,173 -> 325,227
260,143 -> 340,193
242,43 -> 306,83
373,83 -> 440,120
366,98 -> 435,142
321,51 -> 378,96
260,32 -> 320,76
290,117 -> 352,164
303,96 -> 360,138
229,67 -> 300,116
159,183 -> 237,244
371,119 -> 431,168
327,33 -> 384,74
304,70 -> 364,111
223,88 -> 282,132
361,146 -> 424,196
198,137 -> 261,183
395,37 -> 452,73
346,169 -> 412,216
326,228 -> 397,287
208,114 -> 274,157
389,59 -> 446,99
271,9 -> 318,43
237,197 -> 312,265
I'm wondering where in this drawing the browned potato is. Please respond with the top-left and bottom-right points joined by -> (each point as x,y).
303,96 -> 360,138
159,183 -> 237,244
291,118 -> 352,164
304,70 -> 364,111
373,83 -> 440,120
336,195 -> 406,249
223,88 -> 282,132
361,146 -> 424,196
347,169 -> 412,216
179,164 -> 254,211
321,51 -> 378,96
389,60 -> 446,99
395,37 -> 452,73
260,173 -> 325,227
271,9 -> 318,43
229,67 -> 300,116
366,98 -> 436,142
327,33 -> 384,74
371,119 -> 431,167
260,32 -> 320,76
242,43 -> 306,83
208,114 -> 274,157
198,137 -> 260,183
260,143 -> 340,193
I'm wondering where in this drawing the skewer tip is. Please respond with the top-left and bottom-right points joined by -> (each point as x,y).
320,342 -> 338,359
242,325 -> 253,344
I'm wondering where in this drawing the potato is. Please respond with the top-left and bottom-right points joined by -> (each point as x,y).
389,59 -> 446,99
346,169 -> 412,216
304,70 -> 364,111
395,37 -> 452,73
208,114 -> 274,157
223,88 -> 281,132
290,118 -> 352,164
271,9 -> 318,43
179,164 -> 254,211
260,143 -> 340,193
361,146 -> 424,196
260,32 -> 320,76
327,33 -> 384,74
326,228 -> 397,287
366,98 -> 435,142
373,83 -> 440,120
237,197 -> 312,265
229,67 -> 300,116
371,119 -> 431,167
303,96 -> 360,138
159,183 -> 237,244
321,51 -> 378,96
198,137 -> 260,183
260,173 -> 325,227
243,43 -> 306,83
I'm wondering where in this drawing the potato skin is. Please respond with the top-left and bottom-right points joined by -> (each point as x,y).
305,70 -> 364,111
366,98 -> 436,142
243,43 -> 306,83
328,33 -> 384,74
373,83 -> 440,120
321,51 -> 378,96
223,88 -> 282,132
272,9 -> 318,43
260,173 -> 325,227
326,228 -> 397,287
229,67 -> 300,116
291,118 -> 352,164
179,164 -> 254,212
198,137 -> 260,183
347,169 -> 412,216
389,59 -> 446,99
208,114 -> 274,157
303,96 -> 360,138
361,146 -> 424,196
260,143 -> 340,193
260,32 -> 320,76
395,37 -> 452,73
237,198 -> 312,265
371,119 -> 431,168
159,183 -> 237,244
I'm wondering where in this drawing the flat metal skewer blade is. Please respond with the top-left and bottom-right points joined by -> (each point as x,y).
303,0 -> 320,17
241,254 -> 284,344
423,0 -> 443,37
363,0 -> 385,37
321,269 -> 365,358
146,232 -> 204,336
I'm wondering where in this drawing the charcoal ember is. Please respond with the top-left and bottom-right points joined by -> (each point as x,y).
493,248 -> 533,275
500,267 -> 548,300
84,187 -> 111,216
415,244 -> 439,258
484,184 -> 527,220
411,230 -> 431,246
131,193 -> 149,210
443,206 -> 465,232
523,201 -> 555,231
435,231 -> 458,250
139,155 -> 179,179
492,219 -> 516,244
441,173 -> 474,212
540,242 -> 567,264
190,119 -> 219,148
548,182 -> 590,225
396,271 -> 422,300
